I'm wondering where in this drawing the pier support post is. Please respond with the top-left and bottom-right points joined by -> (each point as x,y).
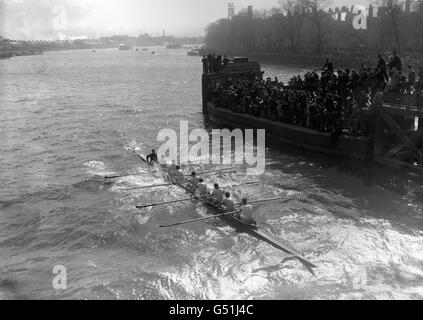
374,104 -> 384,162
202,74 -> 209,115
374,102 -> 423,169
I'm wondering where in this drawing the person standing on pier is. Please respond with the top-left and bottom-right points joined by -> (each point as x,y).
223,55 -> 230,66
207,54 -> 213,73
376,54 -> 389,84
387,67 -> 401,92
323,58 -> 334,73
392,51 -> 402,74
211,53 -> 217,73
202,56 -> 208,74
216,55 -> 222,74
417,67 -> 423,91
408,66 -> 416,87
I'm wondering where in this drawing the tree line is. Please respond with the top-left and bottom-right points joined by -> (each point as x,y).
205,0 -> 423,55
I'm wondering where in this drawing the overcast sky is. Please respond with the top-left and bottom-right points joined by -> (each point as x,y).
0,0 -> 373,40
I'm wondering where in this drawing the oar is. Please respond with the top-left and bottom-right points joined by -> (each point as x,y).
136,194 -> 207,209
105,173 -> 139,179
105,149 -> 150,179
129,148 -> 148,163
121,182 -> 176,191
160,210 -> 241,228
230,181 -> 260,188
185,167 -> 236,176
122,180 -> 259,192
238,197 -> 288,206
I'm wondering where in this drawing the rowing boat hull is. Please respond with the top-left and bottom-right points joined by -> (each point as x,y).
176,180 -> 317,270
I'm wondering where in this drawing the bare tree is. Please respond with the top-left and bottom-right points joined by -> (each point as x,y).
302,0 -> 332,53
204,0 -> 422,55
387,0 -> 402,50
375,0 -> 403,50
279,0 -> 308,51
418,1 -> 423,47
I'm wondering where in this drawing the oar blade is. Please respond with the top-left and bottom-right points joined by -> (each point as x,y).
123,182 -> 175,191
160,223 -> 181,228
136,196 -> 195,209
105,175 -> 123,179
159,210 -> 241,228
105,173 -> 139,179
185,167 -> 237,177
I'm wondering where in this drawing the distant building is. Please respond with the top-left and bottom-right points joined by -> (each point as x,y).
228,3 -> 235,20
247,5 -> 253,19
405,0 -> 411,13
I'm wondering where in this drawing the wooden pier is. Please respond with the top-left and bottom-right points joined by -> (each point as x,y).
202,57 -> 263,113
374,102 -> 423,172
202,57 -> 423,172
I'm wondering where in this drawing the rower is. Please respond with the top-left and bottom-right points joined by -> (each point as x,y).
222,192 -> 235,212
197,178 -> 208,197
212,183 -> 224,204
146,149 -> 158,163
168,160 -> 177,179
189,172 -> 200,189
239,198 -> 255,225
173,165 -> 185,184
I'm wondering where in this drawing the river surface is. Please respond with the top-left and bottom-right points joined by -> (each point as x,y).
1,47 -> 423,300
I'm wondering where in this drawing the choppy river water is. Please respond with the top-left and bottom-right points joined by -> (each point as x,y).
1,47 -> 422,299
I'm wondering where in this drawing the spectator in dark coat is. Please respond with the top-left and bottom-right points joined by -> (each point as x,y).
392,51 -> 402,74
376,54 -> 389,83
408,66 -> 416,86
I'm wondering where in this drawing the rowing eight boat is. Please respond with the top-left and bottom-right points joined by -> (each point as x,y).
131,149 -> 317,272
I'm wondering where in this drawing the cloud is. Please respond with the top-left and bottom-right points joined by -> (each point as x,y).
0,0 -> 90,39
0,0 -> 371,40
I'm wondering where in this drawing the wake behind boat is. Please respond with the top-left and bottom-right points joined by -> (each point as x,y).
173,177 -> 317,272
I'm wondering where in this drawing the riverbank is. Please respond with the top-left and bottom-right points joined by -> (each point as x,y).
0,50 -> 43,59
205,49 -> 423,71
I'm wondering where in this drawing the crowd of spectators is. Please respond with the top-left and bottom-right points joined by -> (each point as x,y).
207,51 -> 423,139
202,53 -> 230,74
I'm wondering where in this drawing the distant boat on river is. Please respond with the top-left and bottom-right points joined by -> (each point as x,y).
119,44 -> 132,51
187,48 -> 201,56
166,44 -> 182,49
